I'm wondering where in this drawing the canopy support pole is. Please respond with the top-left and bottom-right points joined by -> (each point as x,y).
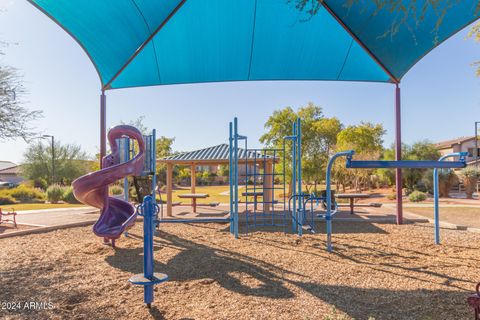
395,84 -> 403,225
100,90 -> 106,169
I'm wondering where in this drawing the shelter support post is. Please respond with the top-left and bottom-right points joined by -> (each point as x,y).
100,91 -> 106,169
166,163 -> 173,217
395,84 -> 403,225
191,163 -> 196,194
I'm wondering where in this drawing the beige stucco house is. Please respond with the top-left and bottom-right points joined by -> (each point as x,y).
435,136 -> 479,166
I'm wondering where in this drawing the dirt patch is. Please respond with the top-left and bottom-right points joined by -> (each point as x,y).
406,207 -> 480,228
0,221 -> 478,319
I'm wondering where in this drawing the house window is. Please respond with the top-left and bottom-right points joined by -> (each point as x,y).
467,148 -> 480,157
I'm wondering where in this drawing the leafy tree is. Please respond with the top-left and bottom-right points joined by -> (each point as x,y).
469,22 -> 480,76
217,165 -> 229,177
336,122 -> 385,191
0,42 -> 42,141
120,116 -> 175,187
260,102 -> 342,194
382,141 -> 440,192
291,0 -> 476,43
22,141 -> 89,186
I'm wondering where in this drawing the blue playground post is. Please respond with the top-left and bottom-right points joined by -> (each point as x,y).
284,118 -> 302,235
297,118 -> 302,236
229,122 -> 234,235
291,121 -> 297,233
129,195 -> 168,308
234,118 -> 239,239
434,152 -> 468,244
151,129 -> 157,204
326,150 -> 355,252
123,138 -> 130,201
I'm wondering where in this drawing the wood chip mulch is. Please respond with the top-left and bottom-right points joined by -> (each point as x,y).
0,221 -> 478,320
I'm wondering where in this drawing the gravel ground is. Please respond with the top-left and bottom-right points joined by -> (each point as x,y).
0,221 -> 478,320
0,224 -> 37,235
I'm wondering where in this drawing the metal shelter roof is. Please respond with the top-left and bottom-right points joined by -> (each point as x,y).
28,1 -> 480,90
160,144 -> 274,163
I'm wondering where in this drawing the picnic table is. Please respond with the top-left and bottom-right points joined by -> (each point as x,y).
242,191 -> 263,210
177,193 -> 209,213
335,193 -> 370,214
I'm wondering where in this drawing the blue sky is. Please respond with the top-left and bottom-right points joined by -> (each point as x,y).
0,1 -> 479,164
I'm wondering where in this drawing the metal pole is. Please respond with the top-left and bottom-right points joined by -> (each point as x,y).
51,135 -> 55,183
326,150 -> 355,252
434,152 -> 468,245
234,117 -> 239,239
291,121 -> 297,233
143,195 -> 154,307
297,118 -> 304,232
229,122 -> 234,235
124,138 -> 130,202
394,84 -> 403,225
100,91 -> 107,169
475,122 -> 479,168
152,129 -> 157,205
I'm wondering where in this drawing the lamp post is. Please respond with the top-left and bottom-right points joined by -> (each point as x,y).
42,135 -> 55,184
475,122 -> 480,167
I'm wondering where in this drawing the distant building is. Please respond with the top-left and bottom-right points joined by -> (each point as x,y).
0,161 -> 24,186
435,136 -> 480,166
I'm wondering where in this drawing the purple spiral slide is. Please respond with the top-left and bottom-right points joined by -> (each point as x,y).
72,125 -> 145,241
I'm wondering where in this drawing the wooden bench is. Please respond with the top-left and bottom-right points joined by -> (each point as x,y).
335,193 -> 370,214
177,193 -> 209,213
0,207 -> 17,228
242,191 -> 263,210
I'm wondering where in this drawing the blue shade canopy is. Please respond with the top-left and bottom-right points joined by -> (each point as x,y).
29,0 -> 480,90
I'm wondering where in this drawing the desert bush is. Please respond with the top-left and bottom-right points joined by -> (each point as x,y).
46,184 -> 65,203
0,194 -> 16,205
7,185 -> 45,202
387,193 -> 396,200
109,184 -> 124,196
408,191 -> 427,202
62,187 -> 79,204
460,167 -> 480,199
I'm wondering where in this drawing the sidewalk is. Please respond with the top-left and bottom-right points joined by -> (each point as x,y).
0,206 -> 99,239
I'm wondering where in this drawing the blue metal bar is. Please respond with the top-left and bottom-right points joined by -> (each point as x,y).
143,195 -> 154,305
123,138 -> 130,201
291,121 -> 297,233
234,117 -> 239,239
297,118 -> 302,236
326,150 -> 355,252
347,160 -> 466,169
434,152 -> 468,245
152,129 -> 156,205
229,122 -> 234,234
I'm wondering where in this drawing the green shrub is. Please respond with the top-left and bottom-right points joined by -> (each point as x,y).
387,193 -> 396,200
62,187 -> 79,204
109,185 -> 124,196
46,184 -> 65,204
0,195 -> 16,205
408,191 -> 427,202
8,185 -> 45,202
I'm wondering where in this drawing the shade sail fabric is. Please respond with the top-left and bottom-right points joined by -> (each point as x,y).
29,0 -> 480,90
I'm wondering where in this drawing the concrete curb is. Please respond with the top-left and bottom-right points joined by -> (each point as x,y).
0,220 -> 96,239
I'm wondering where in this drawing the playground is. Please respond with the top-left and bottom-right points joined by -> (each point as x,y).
1,1 -> 480,319
1,220 -> 479,319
